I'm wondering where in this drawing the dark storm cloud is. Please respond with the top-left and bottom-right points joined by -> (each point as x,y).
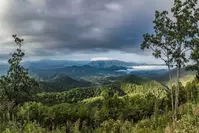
0,0 -> 174,59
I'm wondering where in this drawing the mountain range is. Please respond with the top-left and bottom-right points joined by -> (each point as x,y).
29,65 -> 128,79
87,60 -> 145,68
0,59 -> 194,92
0,59 -> 169,80
24,59 -> 89,69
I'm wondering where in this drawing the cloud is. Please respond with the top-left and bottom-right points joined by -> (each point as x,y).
117,65 -> 169,74
105,3 -> 122,11
0,0 -> 174,61
91,57 -> 113,61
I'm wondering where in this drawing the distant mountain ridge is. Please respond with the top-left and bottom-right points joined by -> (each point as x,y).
24,59 -> 147,70
29,65 -> 127,79
24,59 -> 89,69
87,60 -> 145,68
0,59 -> 169,80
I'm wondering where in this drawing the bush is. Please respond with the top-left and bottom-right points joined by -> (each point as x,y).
95,119 -> 133,133
166,115 -> 199,133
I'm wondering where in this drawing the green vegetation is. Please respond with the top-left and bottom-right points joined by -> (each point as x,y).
41,76 -> 92,92
1,0 -> 199,132
142,0 -> 199,120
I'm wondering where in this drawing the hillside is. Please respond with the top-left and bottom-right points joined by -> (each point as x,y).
29,65 -> 128,79
41,76 -> 92,92
37,74 -> 166,105
41,74 -> 165,93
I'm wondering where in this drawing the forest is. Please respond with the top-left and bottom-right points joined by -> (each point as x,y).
1,0 -> 199,132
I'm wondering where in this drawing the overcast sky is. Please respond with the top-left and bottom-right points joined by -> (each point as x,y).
0,0 -> 176,63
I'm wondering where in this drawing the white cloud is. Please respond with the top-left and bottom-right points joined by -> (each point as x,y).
105,3 -> 122,11
117,65 -> 170,74
91,57 -> 113,61
130,65 -> 168,71
0,0 -> 8,14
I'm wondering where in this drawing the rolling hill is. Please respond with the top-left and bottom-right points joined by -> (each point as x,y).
41,75 -> 92,92
29,65 -> 127,79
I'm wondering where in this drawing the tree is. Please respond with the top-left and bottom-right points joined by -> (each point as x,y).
141,0 -> 199,119
141,11 -> 176,118
171,0 -> 199,119
0,35 -> 39,119
187,39 -> 199,80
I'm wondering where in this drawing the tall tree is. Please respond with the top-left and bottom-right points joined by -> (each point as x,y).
141,0 -> 199,119
141,10 -> 176,118
0,35 -> 39,119
171,0 -> 199,119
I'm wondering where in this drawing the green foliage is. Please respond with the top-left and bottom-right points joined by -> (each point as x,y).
141,9 -> 174,67
166,114 -> 199,133
0,121 -> 46,133
36,75 -> 166,106
185,80 -> 199,103
36,87 -> 101,105
1,73 -> 199,132
41,76 -> 92,92
187,39 -> 199,79
73,119 -> 81,133
95,119 -> 133,133
17,102 -> 48,124
8,79 -> 168,132
0,35 -> 39,121
142,0 -> 199,120
0,36 -> 39,104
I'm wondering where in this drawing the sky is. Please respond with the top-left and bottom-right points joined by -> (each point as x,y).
0,0 -> 176,64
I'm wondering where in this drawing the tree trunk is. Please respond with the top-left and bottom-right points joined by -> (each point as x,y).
66,121 -> 72,133
9,111 -> 13,121
168,65 -> 174,120
9,102 -> 18,121
174,63 -> 180,120
153,98 -> 158,129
